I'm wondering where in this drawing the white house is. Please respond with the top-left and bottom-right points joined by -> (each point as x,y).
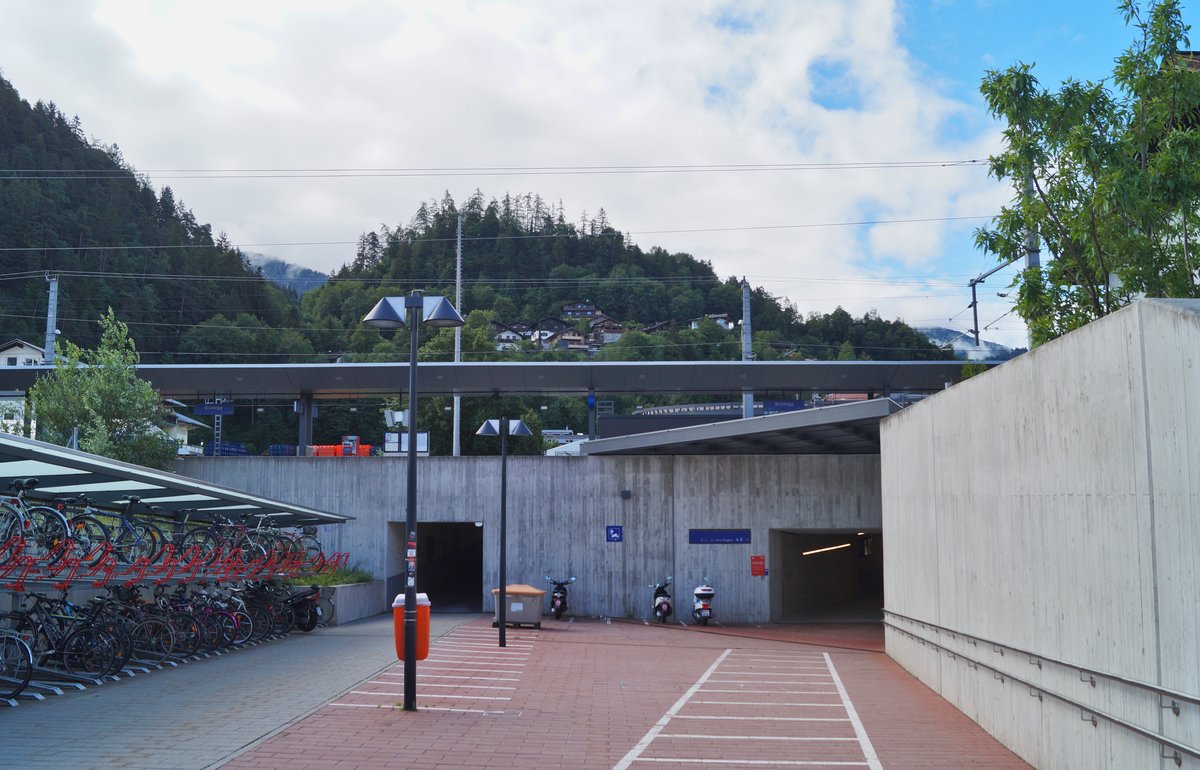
0,339 -> 44,367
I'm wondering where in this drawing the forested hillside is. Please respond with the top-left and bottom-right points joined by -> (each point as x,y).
0,76 -> 299,358
0,74 -> 948,366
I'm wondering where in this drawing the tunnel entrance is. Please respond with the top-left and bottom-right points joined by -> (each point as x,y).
770,529 -> 883,623
416,522 -> 483,613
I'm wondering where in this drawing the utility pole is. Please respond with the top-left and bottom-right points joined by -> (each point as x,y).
453,213 -> 463,457
741,278 -> 753,418
43,273 -> 59,364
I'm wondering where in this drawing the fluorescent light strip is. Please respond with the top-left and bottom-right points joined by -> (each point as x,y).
801,543 -> 852,556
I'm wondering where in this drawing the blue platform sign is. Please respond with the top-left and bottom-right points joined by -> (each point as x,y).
606,525 -> 623,542
194,403 -> 234,416
689,528 -> 751,545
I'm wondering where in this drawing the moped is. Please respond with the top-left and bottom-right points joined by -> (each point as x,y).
650,576 -> 673,622
545,575 -> 575,620
692,576 -> 715,626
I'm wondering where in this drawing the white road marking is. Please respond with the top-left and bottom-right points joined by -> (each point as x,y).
612,649 -> 733,770
824,652 -> 882,770
378,672 -> 520,682
629,760 -> 868,766
694,701 -> 843,707
698,689 -> 839,695
672,715 -> 849,722
349,690 -> 510,700
368,680 -> 515,690
420,660 -> 526,668
658,735 -> 857,742
708,679 -> 835,686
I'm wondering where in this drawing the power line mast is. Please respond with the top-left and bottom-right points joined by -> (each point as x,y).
453,213 -> 463,456
43,273 -> 59,364
741,277 -> 753,418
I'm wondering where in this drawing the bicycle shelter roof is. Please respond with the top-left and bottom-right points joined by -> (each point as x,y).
0,432 -> 349,526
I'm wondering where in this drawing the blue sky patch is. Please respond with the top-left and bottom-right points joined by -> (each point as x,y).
808,58 -> 861,111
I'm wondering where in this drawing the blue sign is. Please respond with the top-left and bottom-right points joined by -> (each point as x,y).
194,403 -> 234,416
606,525 -> 623,542
689,528 -> 751,545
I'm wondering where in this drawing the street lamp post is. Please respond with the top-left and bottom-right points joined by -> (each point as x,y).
364,291 -> 463,711
476,416 -> 532,648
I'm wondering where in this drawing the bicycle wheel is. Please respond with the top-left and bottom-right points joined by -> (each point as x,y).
130,618 -> 175,665
28,505 -> 71,565
178,528 -> 221,565
0,633 -> 33,699
114,521 -> 163,564
246,605 -> 272,642
313,595 -> 335,627
61,627 -> 118,678
0,611 -> 47,667
168,612 -> 203,658
68,515 -> 111,567
227,610 -> 254,646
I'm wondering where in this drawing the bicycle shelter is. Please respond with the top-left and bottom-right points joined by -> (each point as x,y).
0,432 -> 350,705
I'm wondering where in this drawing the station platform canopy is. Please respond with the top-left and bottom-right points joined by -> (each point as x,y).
0,432 -> 349,526
0,360 -> 966,400
578,398 -> 904,456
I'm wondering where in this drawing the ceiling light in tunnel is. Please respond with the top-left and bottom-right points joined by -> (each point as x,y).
802,542 -> 852,557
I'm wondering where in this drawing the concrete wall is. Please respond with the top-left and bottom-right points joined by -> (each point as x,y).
178,453 -> 881,623
881,299 -> 1200,769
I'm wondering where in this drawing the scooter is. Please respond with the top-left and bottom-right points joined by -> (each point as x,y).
545,575 -> 576,620
650,576 -> 673,623
692,577 -> 715,626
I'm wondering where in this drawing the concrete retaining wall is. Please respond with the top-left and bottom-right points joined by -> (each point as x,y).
177,454 -> 881,622
322,580 -> 387,626
880,299 -> 1200,769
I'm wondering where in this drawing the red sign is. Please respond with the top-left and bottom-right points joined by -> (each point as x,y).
750,555 -> 766,576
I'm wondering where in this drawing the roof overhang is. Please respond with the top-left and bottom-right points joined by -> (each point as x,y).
0,360 -> 966,399
0,432 -> 349,526
579,398 -> 903,455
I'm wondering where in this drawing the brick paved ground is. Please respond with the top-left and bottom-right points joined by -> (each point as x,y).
224,617 -> 1031,770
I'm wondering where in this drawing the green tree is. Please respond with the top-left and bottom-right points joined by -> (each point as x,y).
29,309 -> 178,469
977,0 -> 1200,346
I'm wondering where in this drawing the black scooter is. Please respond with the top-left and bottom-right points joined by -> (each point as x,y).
651,576 -> 673,622
545,575 -> 576,620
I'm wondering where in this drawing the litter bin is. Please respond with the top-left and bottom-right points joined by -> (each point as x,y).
491,584 -> 546,628
392,592 -> 431,661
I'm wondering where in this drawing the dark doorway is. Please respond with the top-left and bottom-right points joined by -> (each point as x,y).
770,529 -> 883,622
417,522 -> 483,613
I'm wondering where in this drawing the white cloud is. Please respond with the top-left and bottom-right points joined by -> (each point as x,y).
0,0 -> 1027,347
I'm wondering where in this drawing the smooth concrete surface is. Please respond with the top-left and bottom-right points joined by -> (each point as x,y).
179,454 -> 881,623
321,580 -> 387,626
881,299 -> 1200,769
2,613 -> 475,769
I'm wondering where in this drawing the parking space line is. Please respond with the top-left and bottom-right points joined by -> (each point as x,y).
698,689 -> 839,695
378,673 -> 519,682
824,652 -> 882,770
658,735 -> 858,742
349,690 -> 511,701
694,701 -> 843,707
630,760 -> 869,766
612,648 -> 733,770
368,680 -> 515,690
673,715 -> 849,722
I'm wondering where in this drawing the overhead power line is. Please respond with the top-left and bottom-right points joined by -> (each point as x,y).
0,158 -> 990,181
0,214 -> 993,254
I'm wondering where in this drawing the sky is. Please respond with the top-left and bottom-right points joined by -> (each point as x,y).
0,1 -> 1171,350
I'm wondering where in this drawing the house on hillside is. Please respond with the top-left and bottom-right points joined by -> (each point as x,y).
690,314 -> 736,331
590,318 -> 628,345
562,302 -> 602,319
490,321 -> 526,352
545,328 -> 589,352
640,321 -> 671,335
0,339 -> 44,367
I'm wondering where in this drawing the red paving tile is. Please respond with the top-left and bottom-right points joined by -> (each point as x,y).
224,617 -> 1030,770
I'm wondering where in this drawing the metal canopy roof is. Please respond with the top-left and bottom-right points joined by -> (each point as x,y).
0,360 -> 965,399
578,398 -> 904,455
0,432 -> 349,526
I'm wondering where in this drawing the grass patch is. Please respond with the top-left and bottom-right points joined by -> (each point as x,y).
287,564 -> 374,586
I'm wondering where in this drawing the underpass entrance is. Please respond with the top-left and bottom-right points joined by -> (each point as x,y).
770,529 -> 883,622
416,522 -> 483,613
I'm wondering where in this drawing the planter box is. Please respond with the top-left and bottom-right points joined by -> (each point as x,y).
323,580 -> 387,626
